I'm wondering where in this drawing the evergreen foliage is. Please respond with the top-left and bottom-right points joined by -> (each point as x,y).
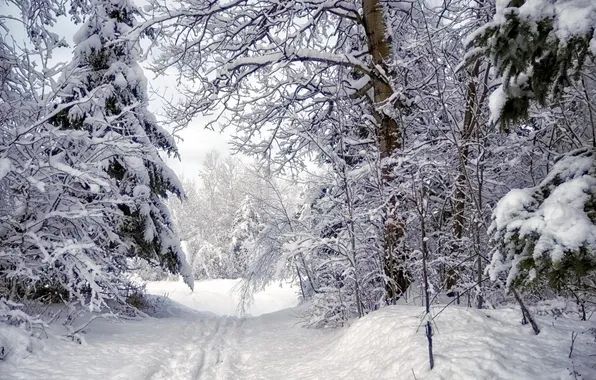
58,0 -> 190,279
0,0 -> 192,325
489,148 -> 596,296
466,0 -> 596,127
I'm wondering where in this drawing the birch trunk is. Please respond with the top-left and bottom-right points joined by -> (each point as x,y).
362,0 -> 410,303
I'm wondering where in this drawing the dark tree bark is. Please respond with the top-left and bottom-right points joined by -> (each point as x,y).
512,289 -> 540,335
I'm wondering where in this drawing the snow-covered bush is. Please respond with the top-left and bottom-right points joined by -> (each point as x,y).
192,242 -> 227,279
128,258 -> 176,281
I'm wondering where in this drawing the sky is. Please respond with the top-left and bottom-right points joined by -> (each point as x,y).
2,1 -> 232,181
163,117 -> 231,181
140,69 -> 233,180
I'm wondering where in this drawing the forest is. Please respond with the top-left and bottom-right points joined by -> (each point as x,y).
1,0 -> 596,378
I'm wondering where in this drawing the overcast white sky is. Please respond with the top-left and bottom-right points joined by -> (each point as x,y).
142,71 -> 233,180
3,1 -> 232,181
162,117 -> 231,181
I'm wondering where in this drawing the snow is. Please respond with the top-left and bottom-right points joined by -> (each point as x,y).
490,0 -> 596,54
0,157 -> 11,180
0,322 -> 37,363
538,176 -> 596,262
174,251 -> 195,292
489,149 -> 596,285
113,72 -> 128,88
224,49 -> 372,77
145,279 -> 298,317
2,279 -> 595,380
488,85 -> 507,125
491,188 -> 536,231
313,306 -> 594,380
27,176 -> 46,192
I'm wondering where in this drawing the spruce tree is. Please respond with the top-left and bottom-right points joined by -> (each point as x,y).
489,148 -> 596,313
53,0 -> 193,288
230,196 -> 263,277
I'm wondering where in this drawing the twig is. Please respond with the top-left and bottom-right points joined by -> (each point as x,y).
569,331 -> 578,358
0,347 -> 13,361
431,276 -> 491,322
571,361 -> 578,380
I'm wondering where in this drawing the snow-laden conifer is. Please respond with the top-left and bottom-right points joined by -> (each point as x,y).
489,148 -> 596,295
54,0 -> 193,290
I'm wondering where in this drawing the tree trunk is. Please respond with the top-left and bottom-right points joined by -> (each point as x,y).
420,188 -> 434,370
448,60 -> 481,300
512,289 -> 540,335
362,0 -> 410,304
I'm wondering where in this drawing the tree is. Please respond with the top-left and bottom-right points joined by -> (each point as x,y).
0,0 -> 136,313
230,196 -> 264,277
167,177 -> 202,268
135,0 -> 420,303
467,0 -> 596,320
53,0 -> 193,288
489,148 -> 596,317
167,153 -> 289,280
170,153 -> 248,279
0,0 -> 193,325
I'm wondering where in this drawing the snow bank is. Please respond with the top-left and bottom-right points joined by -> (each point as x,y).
321,306 -> 596,380
0,323 -> 37,363
233,304 -> 596,380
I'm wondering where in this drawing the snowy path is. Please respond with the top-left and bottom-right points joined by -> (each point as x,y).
147,316 -> 243,380
2,279 -> 595,380
1,280 -> 301,380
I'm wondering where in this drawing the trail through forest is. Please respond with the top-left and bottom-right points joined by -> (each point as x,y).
2,280 -> 595,380
146,315 -> 243,380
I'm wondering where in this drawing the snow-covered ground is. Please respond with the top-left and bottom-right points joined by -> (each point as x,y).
144,279 -> 298,317
1,280 -> 595,380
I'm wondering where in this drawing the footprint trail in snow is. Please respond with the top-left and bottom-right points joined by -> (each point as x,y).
148,316 -> 242,380
4,280 -> 594,380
